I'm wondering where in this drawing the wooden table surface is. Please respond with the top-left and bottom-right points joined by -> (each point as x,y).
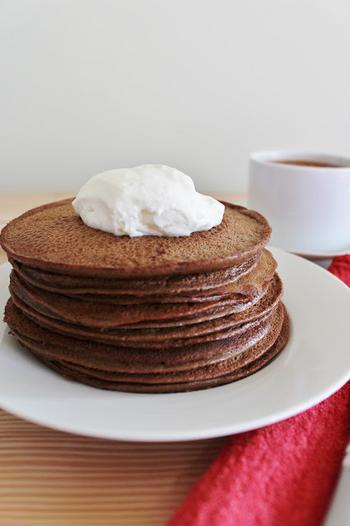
0,192 -> 243,526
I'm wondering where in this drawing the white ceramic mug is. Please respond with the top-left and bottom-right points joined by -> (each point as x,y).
248,151 -> 350,254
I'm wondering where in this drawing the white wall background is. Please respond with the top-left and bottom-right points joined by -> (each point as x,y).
1,0 -> 350,193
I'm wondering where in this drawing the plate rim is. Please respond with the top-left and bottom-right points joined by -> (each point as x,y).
0,370 -> 349,443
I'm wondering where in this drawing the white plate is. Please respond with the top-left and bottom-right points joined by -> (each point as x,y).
0,248 -> 349,442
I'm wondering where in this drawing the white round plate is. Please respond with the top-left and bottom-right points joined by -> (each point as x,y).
0,248 -> 349,442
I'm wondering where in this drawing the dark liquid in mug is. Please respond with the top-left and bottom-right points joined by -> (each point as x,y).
273,160 -> 345,168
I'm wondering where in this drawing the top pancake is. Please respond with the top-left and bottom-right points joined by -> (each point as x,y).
0,199 -> 271,278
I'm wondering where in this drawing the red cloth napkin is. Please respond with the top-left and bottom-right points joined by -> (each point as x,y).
168,256 -> 350,526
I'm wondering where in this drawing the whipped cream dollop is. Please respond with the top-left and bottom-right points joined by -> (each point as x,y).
73,165 -> 224,237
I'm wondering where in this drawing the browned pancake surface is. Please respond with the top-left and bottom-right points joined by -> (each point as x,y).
10,255 -> 258,295
1,200 -> 271,278
10,268 -> 282,338
10,288 -> 277,349
11,272 -> 266,328
5,299 -> 287,380
86,249 -> 275,302
6,302 -> 288,393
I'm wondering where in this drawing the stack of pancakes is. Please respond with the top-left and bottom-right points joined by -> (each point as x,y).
1,199 -> 289,393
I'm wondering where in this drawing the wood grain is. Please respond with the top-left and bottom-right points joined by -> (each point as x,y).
0,409 -> 226,525
0,192 -> 241,525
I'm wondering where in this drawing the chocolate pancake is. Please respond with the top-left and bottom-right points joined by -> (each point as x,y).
5,301 -> 288,392
29,307 -> 284,383
0,200 -> 271,278
10,288 -> 277,349
10,272 -> 268,328
112,286 -> 269,329
5,300 -> 282,373
1,194 -> 290,394
4,300 -> 267,373
10,255 -> 258,295
10,268 -> 282,338
14,249 -> 276,304
83,250 -> 276,302
61,315 -> 289,393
